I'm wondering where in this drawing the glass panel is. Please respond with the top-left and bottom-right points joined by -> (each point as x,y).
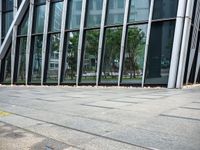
35,0 -> 46,5
18,0 -> 22,8
46,34 -> 60,83
81,29 -> 100,83
100,27 -> 122,84
31,36 -> 43,83
33,5 -> 45,33
62,31 -> 79,83
153,0 -> 178,20
2,0 -> 13,11
16,37 -> 27,83
86,0 -> 103,28
66,0 -> 82,29
129,0 -> 150,22
49,2 -> 63,32
145,21 -> 175,85
18,10 -> 29,35
1,50 -> 11,83
122,24 -> 147,84
106,0 -> 125,25
2,12 -> 13,37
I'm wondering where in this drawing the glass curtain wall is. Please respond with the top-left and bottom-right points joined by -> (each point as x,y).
14,9 -> 29,84
61,0 -> 82,84
29,0 -> 46,83
44,0 -> 63,84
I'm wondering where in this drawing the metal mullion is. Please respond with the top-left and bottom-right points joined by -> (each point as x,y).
96,0 -> 108,86
142,0 -> 155,87
0,0 -> 2,77
76,0 -> 87,85
25,0 -> 34,85
41,0 -> 50,85
118,0 -> 130,86
194,40 -> 200,83
11,0 -> 18,84
58,0 -> 68,85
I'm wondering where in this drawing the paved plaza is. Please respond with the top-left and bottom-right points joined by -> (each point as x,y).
0,85 -> 200,150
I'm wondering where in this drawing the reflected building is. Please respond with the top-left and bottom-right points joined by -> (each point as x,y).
0,0 -> 199,88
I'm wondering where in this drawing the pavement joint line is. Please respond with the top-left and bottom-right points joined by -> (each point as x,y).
105,99 -> 140,104
0,110 -> 153,150
159,114 -> 200,122
0,121 -> 83,150
80,104 -> 115,109
0,101 -> 118,124
180,107 -> 200,111
192,102 -> 200,104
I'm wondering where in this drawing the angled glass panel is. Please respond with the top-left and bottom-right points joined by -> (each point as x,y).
106,0 -> 125,25
49,2 -> 63,32
129,0 -> 150,22
2,12 -> 13,37
30,35 -> 43,83
122,24 -> 147,84
35,0 -> 46,5
145,21 -> 175,85
62,31 -> 79,83
0,50 -> 11,83
46,34 -> 60,83
2,0 -> 13,11
86,0 -> 103,28
18,9 -> 29,35
66,0 -> 82,29
100,27 -> 122,84
80,29 -> 100,83
153,0 -> 178,20
33,5 -> 45,33
15,37 -> 27,84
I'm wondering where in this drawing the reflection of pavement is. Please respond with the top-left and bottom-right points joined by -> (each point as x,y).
0,85 -> 200,150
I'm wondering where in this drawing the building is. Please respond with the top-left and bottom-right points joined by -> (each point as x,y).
0,0 -> 199,88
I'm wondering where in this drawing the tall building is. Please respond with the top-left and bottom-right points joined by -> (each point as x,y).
0,0 -> 199,88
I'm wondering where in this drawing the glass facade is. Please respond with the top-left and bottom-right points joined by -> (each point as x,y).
3,0 -> 198,88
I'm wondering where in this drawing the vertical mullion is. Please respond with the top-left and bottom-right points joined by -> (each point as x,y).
194,40 -> 200,83
118,0 -> 130,86
58,0 -> 68,85
11,0 -> 18,84
96,0 -> 108,86
25,0 -> 34,85
142,0 -> 154,87
76,0 -> 87,86
0,0 -> 2,77
41,0 -> 50,85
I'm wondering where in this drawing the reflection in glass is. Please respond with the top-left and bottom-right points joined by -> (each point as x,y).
46,34 -> 60,83
1,50 -> 11,83
122,24 -> 147,84
31,36 -> 43,83
35,0 -> 46,4
66,0 -> 82,29
62,32 -> 79,83
129,0 -> 150,22
153,0 -> 178,19
18,10 -> 29,35
86,0 -> 103,27
49,2 -> 63,32
81,29 -> 100,83
16,37 -> 27,83
2,12 -> 13,37
2,0 -> 13,11
33,5 -> 45,33
100,27 -> 122,84
106,0 -> 125,25
145,21 -> 175,84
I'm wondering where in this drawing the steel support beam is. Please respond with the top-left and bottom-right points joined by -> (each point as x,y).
58,0 -> 68,85
167,0 -> 187,88
186,1 -> 200,84
194,41 -> 200,83
76,0 -> 87,86
142,0 -> 154,87
0,0 -> 3,74
41,0 -> 50,85
176,0 -> 195,88
0,0 -> 29,60
11,0 -> 18,85
25,0 -> 34,85
96,0 -> 108,86
118,0 -> 130,86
